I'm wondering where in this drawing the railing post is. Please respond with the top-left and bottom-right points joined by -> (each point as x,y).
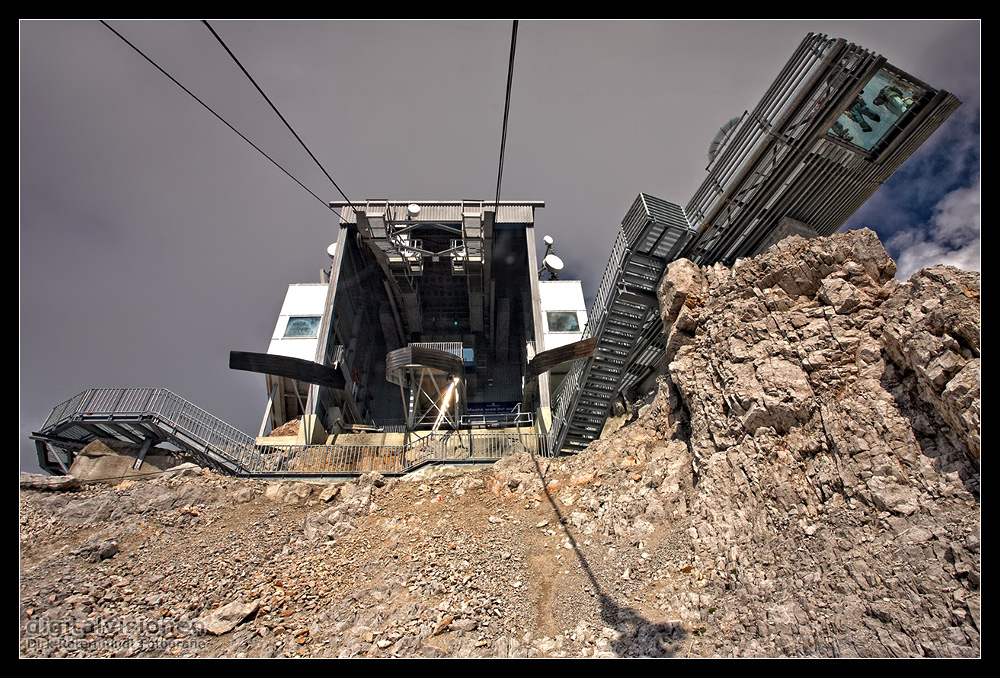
143,388 -> 157,415
110,389 -> 126,414
80,389 -> 96,416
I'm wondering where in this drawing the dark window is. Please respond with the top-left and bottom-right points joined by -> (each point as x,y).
547,311 -> 580,333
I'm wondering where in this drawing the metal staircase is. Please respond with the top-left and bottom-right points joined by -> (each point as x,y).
549,194 -> 696,454
32,388 -> 256,476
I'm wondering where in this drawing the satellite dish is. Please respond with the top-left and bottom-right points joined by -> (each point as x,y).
327,242 -> 338,259
708,116 -> 742,163
542,234 -> 557,259
542,254 -> 564,278
407,203 -> 421,217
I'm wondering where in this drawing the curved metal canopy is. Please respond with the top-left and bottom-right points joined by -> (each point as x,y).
385,346 -> 464,387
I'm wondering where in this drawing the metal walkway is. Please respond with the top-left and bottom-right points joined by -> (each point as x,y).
548,194 -> 696,454
32,388 -> 549,478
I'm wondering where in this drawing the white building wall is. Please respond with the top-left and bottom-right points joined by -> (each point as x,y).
539,279 -> 588,350
267,283 -> 328,361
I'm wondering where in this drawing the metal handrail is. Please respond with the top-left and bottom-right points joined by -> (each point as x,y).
38,388 -> 548,477
39,388 -> 258,474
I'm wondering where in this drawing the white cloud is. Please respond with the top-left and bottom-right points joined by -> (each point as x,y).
887,176 -> 981,280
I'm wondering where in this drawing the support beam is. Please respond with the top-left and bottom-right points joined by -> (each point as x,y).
524,226 -> 550,409
260,381 -> 278,437
132,438 -> 153,470
307,222 -> 350,419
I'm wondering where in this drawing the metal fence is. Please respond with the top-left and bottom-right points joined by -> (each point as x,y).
37,388 -> 547,478
251,430 -> 548,477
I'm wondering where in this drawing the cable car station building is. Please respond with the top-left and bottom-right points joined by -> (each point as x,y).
33,33 -> 960,477
254,200 -> 565,438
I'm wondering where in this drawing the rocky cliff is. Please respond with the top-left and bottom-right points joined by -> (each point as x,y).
649,228 -> 980,656
19,229 -> 979,657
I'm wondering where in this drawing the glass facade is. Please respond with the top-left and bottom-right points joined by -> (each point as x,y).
829,69 -> 927,153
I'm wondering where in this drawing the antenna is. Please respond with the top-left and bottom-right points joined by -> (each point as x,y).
539,235 -> 562,279
540,253 -> 564,280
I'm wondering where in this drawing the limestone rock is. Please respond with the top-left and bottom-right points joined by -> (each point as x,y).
163,462 -> 203,479
318,483 -> 342,503
879,265 -> 981,460
19,473 -> 81,491
76,539 -> 118,562
653,228 -> 979,657
199,599 -> 260,636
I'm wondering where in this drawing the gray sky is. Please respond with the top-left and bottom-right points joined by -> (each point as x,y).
20,20 -> 980,471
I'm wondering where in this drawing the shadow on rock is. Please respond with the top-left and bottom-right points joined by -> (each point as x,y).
530,454 -> 688,657
880,362 -> 980,499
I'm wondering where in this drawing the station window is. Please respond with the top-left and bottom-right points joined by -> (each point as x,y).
284,316 -> 321,338
547,311 -> 581,333
827,68 -> 927,155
